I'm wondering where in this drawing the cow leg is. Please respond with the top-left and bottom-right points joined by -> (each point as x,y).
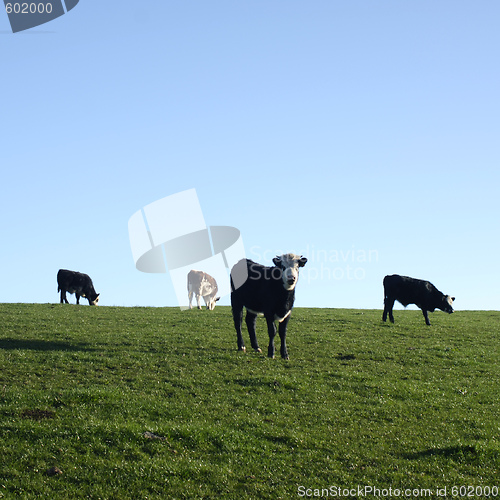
196,294 -> 202,309
278,315 -> 290,360
422,309 -> 431,326
188,291 -> 194,309
265,315 -> 277,358
75,294 -> 80,305
232,305 -> 246,351
60,290 -> 69,304
383,297 -> 395,323
245,312 -> 261,353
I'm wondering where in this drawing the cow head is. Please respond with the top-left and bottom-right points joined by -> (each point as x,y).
273,253 -> 308,291
440,295 -> 455,314
89,293 -> 100,306
206,295 -> 220,310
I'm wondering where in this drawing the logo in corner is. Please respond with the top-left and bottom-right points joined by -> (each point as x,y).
4,0 -> 79,33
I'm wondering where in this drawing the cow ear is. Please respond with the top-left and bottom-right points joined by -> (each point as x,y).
451,297 -> 455,302
298,257 -> 307,267
273,257 -> 282,267
215,297 -> 220,302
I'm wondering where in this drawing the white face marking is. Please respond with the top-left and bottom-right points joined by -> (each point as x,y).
274,253 -> 307,291
441,295 -> 454,314
206,295 -> 219,310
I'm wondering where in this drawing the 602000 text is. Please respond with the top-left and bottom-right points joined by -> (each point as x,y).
5,3 -> 53,14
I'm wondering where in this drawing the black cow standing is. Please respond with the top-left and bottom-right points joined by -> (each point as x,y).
230,253 -> 307,359
57,269 -> 100,305
382,274 -> 454,325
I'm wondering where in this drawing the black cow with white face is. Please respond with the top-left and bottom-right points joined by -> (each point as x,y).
57,269 -> 100,306
383,274 -> 454,325
230,253 -> 307,359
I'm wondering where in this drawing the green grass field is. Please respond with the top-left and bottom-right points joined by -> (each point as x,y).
0,303 -> 498,499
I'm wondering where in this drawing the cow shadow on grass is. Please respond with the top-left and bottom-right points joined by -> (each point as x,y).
0,338 -> 95,352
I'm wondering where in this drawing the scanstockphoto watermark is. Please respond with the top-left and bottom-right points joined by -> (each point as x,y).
298,485 -> 434,497
297,485 -> 500,497
249,244 -> 379,283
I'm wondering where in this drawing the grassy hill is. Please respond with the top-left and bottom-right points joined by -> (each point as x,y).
0,304 -> 499,499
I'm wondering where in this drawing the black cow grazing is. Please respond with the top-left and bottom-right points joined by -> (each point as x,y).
57,269 -> 100,306
187,270 -> 220,310
230,253 -> 307,359
382,274 -> 454,325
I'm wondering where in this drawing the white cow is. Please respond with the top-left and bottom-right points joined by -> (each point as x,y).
187,270 -> 220,310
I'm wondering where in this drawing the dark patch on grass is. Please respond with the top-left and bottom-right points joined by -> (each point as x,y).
261,433 -> 298,447
337,353 -> 356,360
46,466 -> 62,476
0,338 -> 94,352
234,377 -> 270,388
404,445 -> 479,462
20,409 -> 56,420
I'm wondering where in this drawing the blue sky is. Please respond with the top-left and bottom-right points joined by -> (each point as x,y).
1,1 -> 499,311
